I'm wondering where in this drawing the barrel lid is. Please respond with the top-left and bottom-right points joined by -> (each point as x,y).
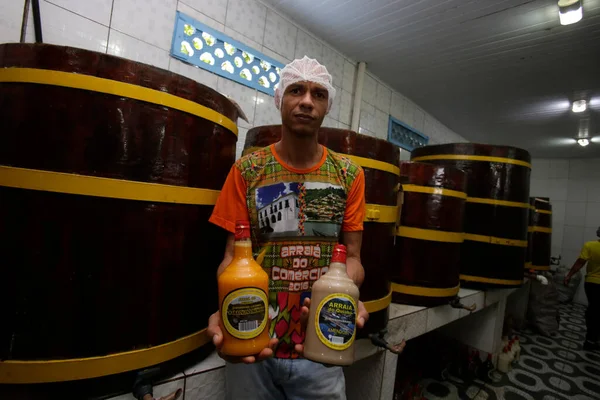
411,142 -> 531,165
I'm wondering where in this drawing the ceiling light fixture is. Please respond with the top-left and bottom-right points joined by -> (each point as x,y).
577,138 -> 590,147
572,99 -> 587,112
558,0 -> 583,25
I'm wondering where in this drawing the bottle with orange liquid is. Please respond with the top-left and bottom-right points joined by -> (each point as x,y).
218,220 -> 270,356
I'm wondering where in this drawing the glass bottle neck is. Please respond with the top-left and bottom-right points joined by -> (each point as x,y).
233,239 -> 253,259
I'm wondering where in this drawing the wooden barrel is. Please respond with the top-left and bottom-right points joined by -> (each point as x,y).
525,197 -> 535,269
529,198 -> 552,271
0,44 -> 239,383
244,125 -> 399,336
392,162 -> 467,306
411,143 -> 531,288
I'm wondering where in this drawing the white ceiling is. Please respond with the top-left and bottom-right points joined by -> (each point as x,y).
264,0 -> 600,158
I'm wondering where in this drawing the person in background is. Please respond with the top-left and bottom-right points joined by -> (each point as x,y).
565,226 -> 600,352
207,56 -> 369,399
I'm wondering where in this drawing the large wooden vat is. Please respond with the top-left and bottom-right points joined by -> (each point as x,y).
411,143 -> 531,288
529,198 -> 552,271
244,126 -> 399,336
393,162 -> 467,306
0,44 -> 240,383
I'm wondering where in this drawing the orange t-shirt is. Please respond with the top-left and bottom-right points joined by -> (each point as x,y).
209,144 -> 365,358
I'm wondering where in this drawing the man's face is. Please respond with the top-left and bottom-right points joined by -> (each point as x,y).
280,81 -> 329,137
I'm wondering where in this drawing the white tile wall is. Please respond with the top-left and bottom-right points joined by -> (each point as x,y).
584,226 -> 599,242
361,73 -> 377,106
339,90 -> 353,126
586,202 -> 600,227
49,0 -> 113,26
111,0 -> 177,51
181,0 -> 227,25
263,9 -> 297,60
107,30 -> 170,69
223,26 -> 261,52
321,47 -> 344,89
565,201 -> 587,227
26,0 -> 109,52
216,76 -> 257,129
253,91 -> 280,126
375,82 -> 392,113
342,60 -> 356,93
0,0 -> 26,42
168,58 -> 218,88
548,159 -> 569,179
390,93 -> 405,121
294,29 -> 322,60
225,0 -> 266,44
177,1 -> 224,31
374,109 -> 389,140
567,179 -> 588,202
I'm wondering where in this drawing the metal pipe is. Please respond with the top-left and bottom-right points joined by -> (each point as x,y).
31,0 -> 43,43
350,61 -> 366,132
20,0 -> 31,43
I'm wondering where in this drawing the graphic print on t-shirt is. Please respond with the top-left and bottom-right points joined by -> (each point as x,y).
255,181 -> 345,241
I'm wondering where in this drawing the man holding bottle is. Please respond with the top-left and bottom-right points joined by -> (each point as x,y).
208,56 -> 369,399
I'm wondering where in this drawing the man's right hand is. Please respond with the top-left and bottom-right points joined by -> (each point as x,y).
207,311 -> 278,364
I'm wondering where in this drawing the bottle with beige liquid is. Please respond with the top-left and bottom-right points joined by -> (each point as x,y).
304,244 -> 360,366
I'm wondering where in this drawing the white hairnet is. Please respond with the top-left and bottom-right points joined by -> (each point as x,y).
274,56 -> 336,112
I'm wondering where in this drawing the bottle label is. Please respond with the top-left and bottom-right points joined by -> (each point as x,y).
222,288 -> 268,340
315,293 -> 357,350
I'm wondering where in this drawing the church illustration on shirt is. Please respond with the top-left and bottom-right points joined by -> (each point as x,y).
255,181 -> 345,240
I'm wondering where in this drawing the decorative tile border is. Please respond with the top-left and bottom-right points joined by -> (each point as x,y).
171,11 -> 284,96
388,116 -> 429,152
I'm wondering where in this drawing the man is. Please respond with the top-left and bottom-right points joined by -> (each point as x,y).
207,56 -> 369,399
564,226 -> 600,352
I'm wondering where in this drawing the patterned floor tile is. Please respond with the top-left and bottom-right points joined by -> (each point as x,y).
487,304 -> 600,398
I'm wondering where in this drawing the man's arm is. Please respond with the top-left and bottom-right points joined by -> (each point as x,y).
565,258 -> 587,284
216,233 -> 235,277
341,231 -> 365,288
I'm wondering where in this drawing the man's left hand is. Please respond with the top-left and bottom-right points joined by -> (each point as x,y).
294,297 -> 369,356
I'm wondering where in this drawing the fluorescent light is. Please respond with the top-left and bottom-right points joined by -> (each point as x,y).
577,138 -> 590,147
572,99 -> 587,112
558,0 -> 583,25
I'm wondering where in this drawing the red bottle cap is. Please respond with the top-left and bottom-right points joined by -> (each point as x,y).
331,244 -> 347,263
235,220 -> 251,240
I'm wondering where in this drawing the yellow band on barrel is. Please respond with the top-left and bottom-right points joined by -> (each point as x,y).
0,166 -> 220,205
396,226 -> 464,243
243,146 -> 401,176
363,290 -> 392,313
466,197 -> 531,208
528,226 -> 534,232
411,154 -> 531,169
0,329 -> 209,383
524,262 -> 532,268
460,274 -> 523,286
402,184 -> 467,200
391,283 -> 460,298
463,233 -> 528,248
534,209 -> 552,215
529,265 -> 550,271
364,204 -> 398,223
0,67 -> 238,136
531,226 -> 552,234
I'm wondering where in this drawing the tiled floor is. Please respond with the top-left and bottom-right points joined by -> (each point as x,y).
487,302 -> 600,399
